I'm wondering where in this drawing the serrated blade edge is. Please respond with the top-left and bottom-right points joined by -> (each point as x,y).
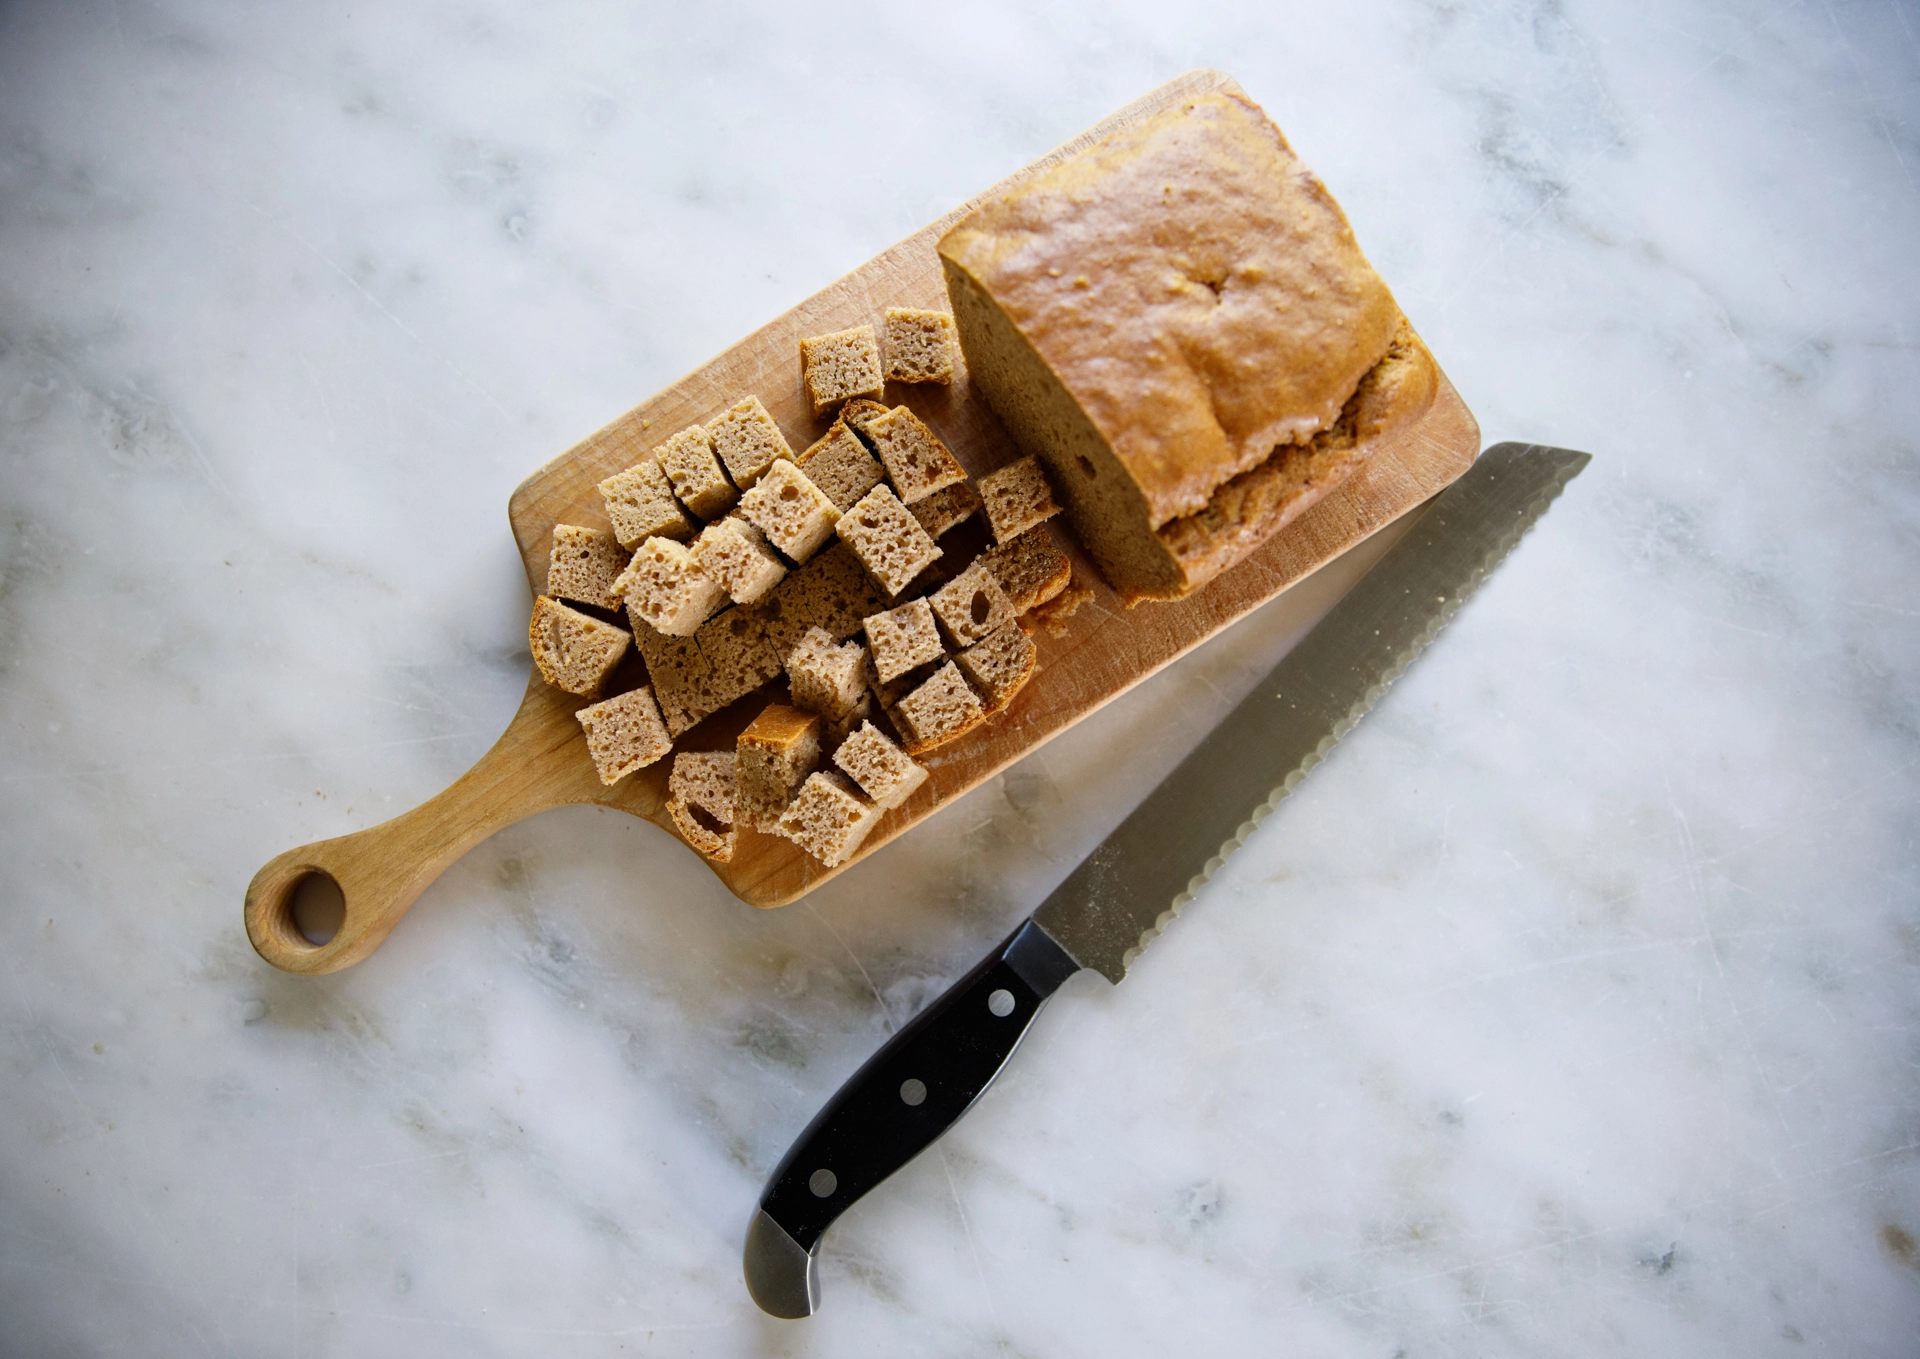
1032,442 -> 1590,983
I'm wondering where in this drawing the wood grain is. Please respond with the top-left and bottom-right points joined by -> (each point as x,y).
245,69 -> 1480,975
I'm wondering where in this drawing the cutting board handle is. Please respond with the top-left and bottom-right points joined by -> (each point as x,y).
244,675 -> 605,975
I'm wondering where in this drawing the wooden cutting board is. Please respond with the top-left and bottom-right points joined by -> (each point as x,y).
244,69 -> 1479,975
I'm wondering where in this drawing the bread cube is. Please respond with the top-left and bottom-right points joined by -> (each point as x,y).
908,481 -> 983,539
892,661 -> 986,754
865,406 -> 967,504
655,424 -> 737,521
836,484 -> 942,597
739,458 -> 840,564
696,605 -> 784,708
800,325 -> 884,418
833,721 -> 927,809
708,395 -> 793,489
868,656 -> 936,710
598,458 -> 692,549
758,541 -> 889,659
528,595 -> 631,697
631,616 -> 718,736
692,517 -> 786,605
979,454 -> 1062,544
883,308 -> 956,385
821,690 -> 874,751
955,619 -> 1037,714
785,626 -> 869,721
668,750 -> 738,862
776,770 -> 883,866
863,597 -> 944,684
737,703 -> 822,831
928,560 -> 1015,649
615,536 -> 728,637
838,397 -> 891,445
576,686 -> 673,785
797,420 -> 886,513
981,525 -> 1072,614
545,524 -> 628,611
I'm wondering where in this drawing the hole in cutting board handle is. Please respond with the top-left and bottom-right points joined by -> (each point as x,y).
288,870 -> 346,946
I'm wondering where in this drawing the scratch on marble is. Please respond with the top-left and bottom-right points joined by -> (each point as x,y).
294,346 -> 338,452
1226,935 -> 1698,1051
742,997 -> 819,1040
1746,1141 -> 1920,1220
1285,1203 -> 1682,1318
807,903 -> 894,1032
1667,771 -> 1793,1143
0,729 -> 486,786
9,956 -> 237,1355
937,1145 -> 1009,1349
247,204 -> 513,424
354,1148 -> 467,1171
1669,604 -> 1787,642
5,960 -> 100,1137
1818,0 -> 1920,198
1433,17 -> 1739,313
270,1301 -> 732,1338
1843,598 -> 1920,618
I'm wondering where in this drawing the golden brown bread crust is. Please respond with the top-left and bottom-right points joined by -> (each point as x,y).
1157,320 -> 1438,593
939,91 -> 1400,530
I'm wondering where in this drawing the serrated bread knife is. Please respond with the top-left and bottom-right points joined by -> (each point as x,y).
743,441 -> 1590,1318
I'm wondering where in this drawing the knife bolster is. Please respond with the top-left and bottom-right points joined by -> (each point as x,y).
1005,918 -> 1082,995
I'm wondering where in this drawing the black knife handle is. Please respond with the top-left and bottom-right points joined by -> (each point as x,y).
757,918 -> 1081,1255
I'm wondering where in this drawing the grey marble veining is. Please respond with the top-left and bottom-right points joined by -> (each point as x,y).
2,1 -> 1916,1354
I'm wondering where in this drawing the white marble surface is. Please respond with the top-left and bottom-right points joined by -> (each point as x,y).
3,0 -> 1917,1353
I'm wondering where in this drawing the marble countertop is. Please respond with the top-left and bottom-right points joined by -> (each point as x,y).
4,2 -> 1917,1354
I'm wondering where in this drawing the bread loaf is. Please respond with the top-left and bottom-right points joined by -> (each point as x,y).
938,90 -> 1437,603
696,606 -> 784,708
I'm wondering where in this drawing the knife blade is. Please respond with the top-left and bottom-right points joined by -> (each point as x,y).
744,441 -> 1590,1318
